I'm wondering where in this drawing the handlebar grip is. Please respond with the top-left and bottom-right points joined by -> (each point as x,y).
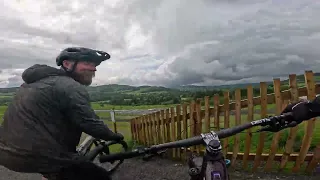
85,140 -> 129,161
105,140 -> 129,151
99,150 -> 141,163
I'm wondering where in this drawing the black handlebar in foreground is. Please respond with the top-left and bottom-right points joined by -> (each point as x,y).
99,112 -> 293,163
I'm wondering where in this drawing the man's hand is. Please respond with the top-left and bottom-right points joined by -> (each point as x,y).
111,133 -> 124,142
281,99 -> 316,127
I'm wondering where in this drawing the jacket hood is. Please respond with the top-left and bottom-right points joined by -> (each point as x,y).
22,64 -> 67,84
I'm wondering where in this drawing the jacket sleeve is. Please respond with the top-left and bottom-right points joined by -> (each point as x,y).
65,85 -> 119,141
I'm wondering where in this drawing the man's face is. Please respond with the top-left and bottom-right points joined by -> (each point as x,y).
74,61 -> 97,86
63,60 -> 97,86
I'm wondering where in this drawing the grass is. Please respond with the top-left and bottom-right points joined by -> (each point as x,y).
95,111 -> 137,120
91,102 -> 174,110
0,105 -> 6,121
0,103 -> 169,122
0,95 -> 10,98
250,104 -> 276,110
100,121 -> 132,152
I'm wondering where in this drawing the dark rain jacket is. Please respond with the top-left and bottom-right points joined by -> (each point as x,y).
0,64 -> 119,173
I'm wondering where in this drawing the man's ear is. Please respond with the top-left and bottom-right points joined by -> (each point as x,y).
62,60 -> 74,70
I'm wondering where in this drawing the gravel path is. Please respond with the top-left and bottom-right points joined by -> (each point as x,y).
1,157 -> 318,180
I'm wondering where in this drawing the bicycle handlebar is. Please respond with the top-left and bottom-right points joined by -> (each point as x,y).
99,112 -> 293,163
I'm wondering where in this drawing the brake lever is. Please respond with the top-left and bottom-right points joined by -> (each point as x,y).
256,121 -> 298,132
256,125 -> 285,132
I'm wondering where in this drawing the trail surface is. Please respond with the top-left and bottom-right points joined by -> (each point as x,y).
1,157 -> 318,180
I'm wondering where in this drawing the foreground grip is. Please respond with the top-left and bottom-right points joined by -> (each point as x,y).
105,140 -> 129,151
85,140 -> 128,161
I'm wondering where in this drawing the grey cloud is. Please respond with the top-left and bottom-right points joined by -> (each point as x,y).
123,0 -> 320,86
1,0 -> 320,88
0,69 -> 24,88
6,76 -> 23,87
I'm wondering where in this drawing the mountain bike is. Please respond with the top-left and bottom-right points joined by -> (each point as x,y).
98,112 -> 294,180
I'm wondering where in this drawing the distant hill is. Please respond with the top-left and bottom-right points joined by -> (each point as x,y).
87,84 -> 175,94
0,72 -> 319,106
175,73 -> 320,92
174,82 -> 264,92
0,87 -> 18,94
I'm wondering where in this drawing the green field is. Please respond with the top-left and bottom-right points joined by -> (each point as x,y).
91,102 -> 175,110
1,103 -> 320,155
0,105 -> 6,120
0,103 -> 174,122
99,121 -> 132,152
248,104 -> 276,110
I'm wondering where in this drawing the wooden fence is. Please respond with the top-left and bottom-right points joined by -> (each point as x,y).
130,71 -> 320,174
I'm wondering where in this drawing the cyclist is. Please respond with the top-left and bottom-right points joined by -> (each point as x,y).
0,47 -> 123,180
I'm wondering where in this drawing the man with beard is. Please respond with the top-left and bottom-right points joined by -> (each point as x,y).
0,47 -> 123,180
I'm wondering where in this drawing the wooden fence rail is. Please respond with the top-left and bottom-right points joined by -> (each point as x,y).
130,71 -> 320,174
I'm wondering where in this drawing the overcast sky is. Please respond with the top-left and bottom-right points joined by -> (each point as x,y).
1,0 -> 320,88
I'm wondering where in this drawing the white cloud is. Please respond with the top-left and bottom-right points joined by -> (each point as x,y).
1,0 -> 320,88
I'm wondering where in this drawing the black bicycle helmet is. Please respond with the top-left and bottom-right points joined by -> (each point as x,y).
56,47 -> 111,66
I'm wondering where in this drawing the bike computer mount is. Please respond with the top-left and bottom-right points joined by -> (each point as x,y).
188,131 -> 226,180
201,131 -> 222,154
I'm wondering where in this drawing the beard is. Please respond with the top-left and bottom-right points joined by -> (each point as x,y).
71,70 -> 95,86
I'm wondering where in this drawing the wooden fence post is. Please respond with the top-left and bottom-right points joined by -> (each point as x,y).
155,112 -> 161,145
160,110 -> 166,143
265,78 -> 283,171
195,99 -> 202,153
165,109 -> 171,143
190,101 -> 196,152
279,74 -> 299,171
170,107 -> 176,158
182,103 -> 188,161
223,91 -> 230,156
243,85 -> 254,169
293,71 -> 316,172
142,115 -> 147,146
213,94 -> 220,130
137,117 -> 141,144
204,96 -> 211,133
231,89 -> 241,167
252,82 -> 268,172
176,105 -> 182,159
